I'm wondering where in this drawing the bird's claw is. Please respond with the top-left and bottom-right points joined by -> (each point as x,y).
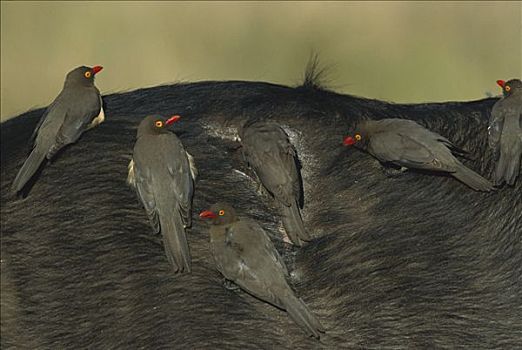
382,166 -> 407,178
223,279 -> 240,291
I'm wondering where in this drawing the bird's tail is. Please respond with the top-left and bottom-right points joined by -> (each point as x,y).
282,293 -> 325,339
453,162 -> 494,192
494,141 -> 521,186
11,147 -> 47,194
159,213 -> 192,273
280,201 -> 310,246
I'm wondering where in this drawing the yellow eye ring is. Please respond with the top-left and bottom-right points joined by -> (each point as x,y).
84,71 -> 92,78
355,134 -> 362,141
155,121 -> 163,128
505,86 -> 511,92
218,210 -> 225,216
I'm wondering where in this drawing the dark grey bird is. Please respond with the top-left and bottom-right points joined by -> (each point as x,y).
127,115 -> 196,273
199,203 -> 325,338
344,118 -> 494,191
11,65 -> 104,195
239,121 -> 310,246
488,79 -> 522,186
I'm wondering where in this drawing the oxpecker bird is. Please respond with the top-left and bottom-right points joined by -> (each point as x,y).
488,79 -> 522,186
199,203 -> 325,338
12,65 -> 104,195
344,118 -> 494,191
127,115 -> 196,273
239,121 -> 310,246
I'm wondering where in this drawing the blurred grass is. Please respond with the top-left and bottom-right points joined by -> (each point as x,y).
1,1 -> 521,120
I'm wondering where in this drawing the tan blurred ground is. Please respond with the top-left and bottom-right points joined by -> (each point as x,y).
1,1 -> 521,121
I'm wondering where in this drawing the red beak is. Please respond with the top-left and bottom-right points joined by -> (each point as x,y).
496,80 -> 505,88
92,66 -> 103,75
199,210 -> 217,219
165,115 -> 181,125
343,136 -> 355,146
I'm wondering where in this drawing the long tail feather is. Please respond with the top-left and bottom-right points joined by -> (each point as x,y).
11,147 -> 47,194
280,201 -> 310,246
494,142 -> 521,186
283,294 -> 325,339
160,213 -> 191,273
453,163 -> 494,192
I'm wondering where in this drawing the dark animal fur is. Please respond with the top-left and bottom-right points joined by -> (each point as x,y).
1,67 -> 521,348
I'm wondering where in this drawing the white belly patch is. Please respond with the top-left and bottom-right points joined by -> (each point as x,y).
89,107 -> 105,129
127,159 -> 136,187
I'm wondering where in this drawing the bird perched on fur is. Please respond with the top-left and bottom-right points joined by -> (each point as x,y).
488,79 -> 522,186
127,115 -> 196,273
12,65 -> 104,195
239,121 -> 310,246
344,118 -> 494,191
199,203 -> 325,338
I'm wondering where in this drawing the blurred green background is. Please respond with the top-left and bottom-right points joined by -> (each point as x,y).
1,1 -> 521,121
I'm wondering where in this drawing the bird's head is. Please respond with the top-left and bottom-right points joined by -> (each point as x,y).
137,115 -> 181,138
343,119 -> 376,149
199,203 -> 238,225
343,122 -> 370,148
342,133 -> 363,147
65,65 -> 103,87
497,79 -> 522,97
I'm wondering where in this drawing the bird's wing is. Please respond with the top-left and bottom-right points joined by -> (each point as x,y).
131,134 -> 194,231
132,135 -> 193,271
488,102 -> 506,150
224,220 -> 290,308
49,95 -> 101,157
370,132 -> 455,172
431,134 -> 469,157
130,156 -> 160,233
242,219 -> 289,276
161,134 -> 195,228
56,107 -> 99,144
394,120 -> 468,155
242,124 -> 301,206
30,98 -> 61,144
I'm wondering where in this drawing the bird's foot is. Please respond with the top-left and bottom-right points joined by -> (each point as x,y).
382,166 -> 408,178
223,279 -> 240,291
255,183 -> 267,196
281,231 -> 293,245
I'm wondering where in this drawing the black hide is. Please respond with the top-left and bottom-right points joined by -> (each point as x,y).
1,77 -> 521,349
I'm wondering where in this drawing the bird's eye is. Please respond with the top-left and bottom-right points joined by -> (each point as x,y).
505,86 -> 511,92
355,134 -> 362,141
155,121 -> 163,128
219,210 -> 225,216
84,71 -> 92,78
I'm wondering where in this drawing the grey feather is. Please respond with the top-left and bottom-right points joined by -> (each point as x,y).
240,121 -> 309,244
355,118 -> 494,191
12,66 -> 102,195
129,116 -> 194,273
489,81 -> 522,186
208,212 -> 324,338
